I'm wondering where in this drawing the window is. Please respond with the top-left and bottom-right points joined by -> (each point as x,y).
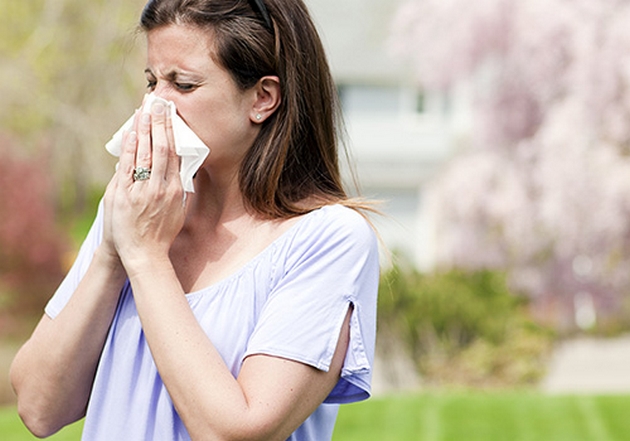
338,84 -> 425,116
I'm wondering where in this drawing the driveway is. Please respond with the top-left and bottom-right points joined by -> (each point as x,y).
540,334 -> 630,394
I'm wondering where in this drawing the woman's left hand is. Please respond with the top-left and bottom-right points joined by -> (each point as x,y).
110,99 -> 186,273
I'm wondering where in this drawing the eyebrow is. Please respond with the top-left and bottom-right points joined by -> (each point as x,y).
144,68 -> 203,82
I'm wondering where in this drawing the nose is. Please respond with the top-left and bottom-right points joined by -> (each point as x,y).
152,81 -> 177,105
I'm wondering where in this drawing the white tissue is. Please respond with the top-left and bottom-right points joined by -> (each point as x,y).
105,93 -> 210,193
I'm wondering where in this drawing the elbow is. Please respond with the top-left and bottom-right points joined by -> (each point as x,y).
187,415 -> 281,441
10,366 -> 66,438
12,387 -> 76,439
217,419 -> 286,441
15,401 -> 63,439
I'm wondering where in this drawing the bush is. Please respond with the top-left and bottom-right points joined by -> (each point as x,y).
0,135 -> 70,330
378,258 -> 554,387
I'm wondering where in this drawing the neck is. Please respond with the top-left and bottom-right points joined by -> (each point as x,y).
184,166 -> 253,229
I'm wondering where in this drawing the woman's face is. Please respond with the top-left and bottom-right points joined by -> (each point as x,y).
145,24 -> 258,172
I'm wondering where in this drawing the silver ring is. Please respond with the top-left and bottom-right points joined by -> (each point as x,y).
133,166 -> 151,182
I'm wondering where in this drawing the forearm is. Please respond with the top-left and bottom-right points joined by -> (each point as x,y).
10,247 -> 127,437
128,255 -> 344,441
128,258 -> 259,440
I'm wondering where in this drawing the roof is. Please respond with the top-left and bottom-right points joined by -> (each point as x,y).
306,0 -> 410,84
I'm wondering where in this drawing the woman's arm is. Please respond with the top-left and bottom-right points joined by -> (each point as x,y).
9,247 -> 126,438
128,258 -> 350,441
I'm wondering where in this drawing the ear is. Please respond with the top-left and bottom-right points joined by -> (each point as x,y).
250,76 -> 281,124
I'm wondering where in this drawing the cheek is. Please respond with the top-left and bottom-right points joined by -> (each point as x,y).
174,91 -> 254,151
174,101 -> 215,142
182,108 -> 250,153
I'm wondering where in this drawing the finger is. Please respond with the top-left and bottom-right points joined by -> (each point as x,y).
118,130 -> 138,186
136,110 -> 152,170
132,94 -> 148,134
164,107 -> 181,184
149,99 -> 169,183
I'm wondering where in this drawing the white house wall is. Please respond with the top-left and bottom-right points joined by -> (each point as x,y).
305,0 -> 464,269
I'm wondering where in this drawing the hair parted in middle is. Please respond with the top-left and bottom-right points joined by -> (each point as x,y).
140,0 -> 359,219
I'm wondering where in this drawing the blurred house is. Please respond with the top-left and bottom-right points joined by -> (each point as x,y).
307,0 -> 469,269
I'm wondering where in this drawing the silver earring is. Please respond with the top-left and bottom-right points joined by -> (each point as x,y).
255,114 -> 262,121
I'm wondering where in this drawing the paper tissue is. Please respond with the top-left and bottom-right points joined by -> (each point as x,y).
105,93 -> 210,193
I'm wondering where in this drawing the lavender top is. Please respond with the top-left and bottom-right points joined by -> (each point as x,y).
46,203 -> 379,441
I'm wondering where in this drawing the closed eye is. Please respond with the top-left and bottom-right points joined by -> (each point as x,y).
174,82 -> 197,92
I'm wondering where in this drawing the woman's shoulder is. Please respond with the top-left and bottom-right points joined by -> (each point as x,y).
298,204 -> 375,238
279,204 -> 378,264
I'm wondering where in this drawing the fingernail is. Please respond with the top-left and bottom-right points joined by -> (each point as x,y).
141,113 -> 151,125
152,101 -> 165,114
128,131 -> 137,143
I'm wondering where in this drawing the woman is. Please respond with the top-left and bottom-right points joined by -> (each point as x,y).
10,0 -> 379,440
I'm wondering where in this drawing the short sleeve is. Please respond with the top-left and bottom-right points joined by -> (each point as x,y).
243,206 -> 380,404
45,200 -> 105,318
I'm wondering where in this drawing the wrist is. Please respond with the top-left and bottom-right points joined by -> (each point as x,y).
94,245 -> 122,270
93,246 -> 127,282
120,251 -> 173,282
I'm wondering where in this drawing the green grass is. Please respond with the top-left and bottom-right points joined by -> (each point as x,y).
2,392 -> 630,440
331,391 -> 630,441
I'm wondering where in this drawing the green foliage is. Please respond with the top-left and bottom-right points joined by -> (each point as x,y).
378,258 -> 554,387
0,0 -> 147,213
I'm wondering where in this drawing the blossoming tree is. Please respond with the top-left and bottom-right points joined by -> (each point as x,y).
390,0 -> 630,330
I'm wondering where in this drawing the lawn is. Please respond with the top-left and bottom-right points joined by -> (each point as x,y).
1,391 -> 629,440
332,391 -> 630,441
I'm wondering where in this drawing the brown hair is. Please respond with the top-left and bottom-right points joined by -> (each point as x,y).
140,0 -> 370,218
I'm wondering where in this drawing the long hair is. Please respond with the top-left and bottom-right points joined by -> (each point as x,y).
140,0 -> 370,218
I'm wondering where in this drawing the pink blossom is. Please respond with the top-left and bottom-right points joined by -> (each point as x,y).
392,0 -> 630,328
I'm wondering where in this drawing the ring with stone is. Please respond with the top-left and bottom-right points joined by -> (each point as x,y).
133,166 -> 151,182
